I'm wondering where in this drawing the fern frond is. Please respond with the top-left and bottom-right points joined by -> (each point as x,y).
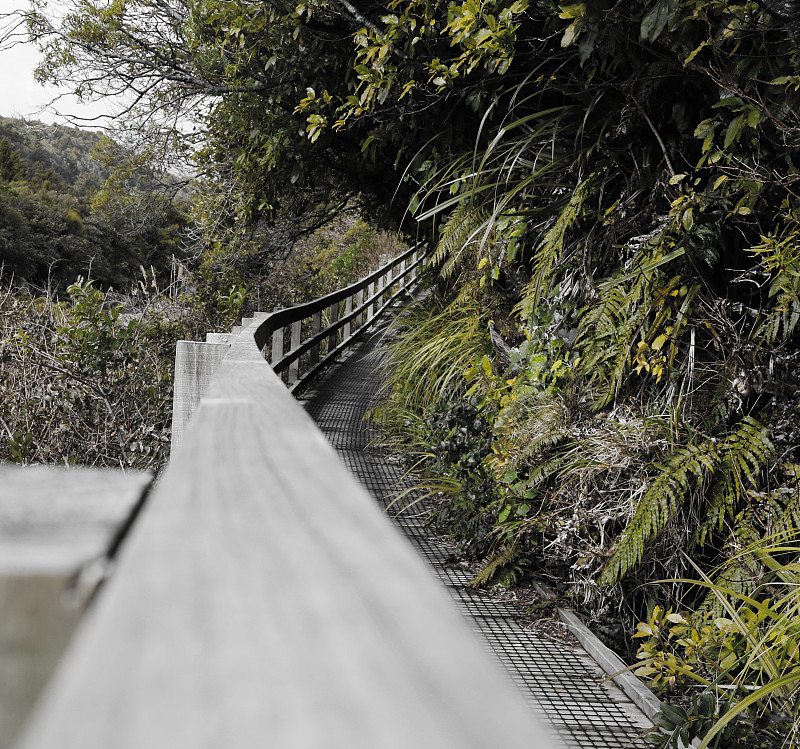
467,545 -> 519,588
519,178 -> 593,316
774,468 -> 800,538
696,470 -> 740,546
600,442 -> 718,585
602,417 -> 774,584
756,299 -> 800,345
579,271 -> 649,407
698,417 -> 775,544
431,202 -> 491,278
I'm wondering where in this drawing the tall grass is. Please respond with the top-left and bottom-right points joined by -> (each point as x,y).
373,286 -> 491,434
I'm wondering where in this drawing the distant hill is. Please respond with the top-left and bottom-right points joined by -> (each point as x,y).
0,116 -> 109,193
0,116 -> 189,292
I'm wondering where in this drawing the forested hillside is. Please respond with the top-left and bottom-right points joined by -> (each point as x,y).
0,116 -> 187,289
8,0 -> 800,744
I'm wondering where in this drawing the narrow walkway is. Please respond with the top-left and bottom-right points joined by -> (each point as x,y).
304,320 -> 652,748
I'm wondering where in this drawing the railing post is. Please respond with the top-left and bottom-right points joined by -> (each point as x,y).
327,301 -> 339,355
379,271 -> 387,309
270,307 -> 283,368
354,289 -> 363,332
343,295 -> 353,342
367,281 -> 375,321
172,341 -> 230,449
288,319 -> 302,385
309,310 -> 322,367
398,258 -> 406,293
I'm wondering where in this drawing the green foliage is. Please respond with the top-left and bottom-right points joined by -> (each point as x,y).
600,417 -> 775,585
430,202 -> 491,280
64,208 -> 84,236
0,116 -> 189,291
633,539 -> 800,748
0,276 -> 184,469
0,138 -> 26,183
417,396 -> 500,552
376,288 -> 491,419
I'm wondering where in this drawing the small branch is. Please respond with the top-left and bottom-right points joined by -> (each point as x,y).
629,93 -> 676,178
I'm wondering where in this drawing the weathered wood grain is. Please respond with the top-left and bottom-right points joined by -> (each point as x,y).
0,465 -> 152,749
0,576 -> 84,749
0,465 -> 153,575
171,341 -> 230,449
15,322 -> 562,749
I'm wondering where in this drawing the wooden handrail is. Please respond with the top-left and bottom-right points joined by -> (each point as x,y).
14,244 -> 563,749
260,244 -> 424,393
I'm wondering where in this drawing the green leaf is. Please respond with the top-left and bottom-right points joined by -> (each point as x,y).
561,19 -> 581,47
641,0 -> 670,42
723,114 -> 745,149
684,39 -> 711,65
558,3 -> 585,20
659,702 -> 688,728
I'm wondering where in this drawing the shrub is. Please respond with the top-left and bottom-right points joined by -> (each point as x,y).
0,277 -> 182,469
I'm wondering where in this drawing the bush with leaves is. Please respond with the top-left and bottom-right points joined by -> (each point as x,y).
0,277 -> 184,469
633,539 -> 800,748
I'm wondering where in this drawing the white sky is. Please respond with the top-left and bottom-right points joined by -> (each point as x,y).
0,2 -> 112,126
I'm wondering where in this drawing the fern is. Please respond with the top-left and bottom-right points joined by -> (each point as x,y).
749,225 -> 800,344
774,466 -> 800,538
756,299 -> 800,345
519,177 -> 593,316
696,468 -> 741,547
600,417 -> 774,585
696,418 -> 774,545
431,202 -> 491,279
467,545 -> 520,588
579,271 -> 649,407
600,442 -> 715,585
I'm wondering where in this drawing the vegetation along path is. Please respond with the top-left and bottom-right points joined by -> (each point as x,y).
303,317 -> 653,748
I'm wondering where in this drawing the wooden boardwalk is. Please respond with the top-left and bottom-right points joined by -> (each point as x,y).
6,252 -> 655,748
10,253 -> 562,749
304,320 -> 654,749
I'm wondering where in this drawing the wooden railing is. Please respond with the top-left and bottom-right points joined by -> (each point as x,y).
260,243 -> 425,393
171,245 -> 425,448
11,244 -> 562,749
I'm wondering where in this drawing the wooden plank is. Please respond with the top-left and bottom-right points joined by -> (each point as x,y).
0,465 -> 153,575
0,575 -> 84,749
367,281 -> 375,320
14,335 -> 562,749
270,327 -> 284,366
287,319 -> 301,386
342,295 -> 352,341
308,310 -> 322,367
326,301 -> 339,355
353,289 -> 363,331
0,465 -> 152,749
171,341 -> 231,450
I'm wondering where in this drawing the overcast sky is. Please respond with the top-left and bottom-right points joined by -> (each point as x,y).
1,2 -> 111,126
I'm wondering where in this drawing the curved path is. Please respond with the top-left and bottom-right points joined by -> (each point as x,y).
303,319 -> 653,748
